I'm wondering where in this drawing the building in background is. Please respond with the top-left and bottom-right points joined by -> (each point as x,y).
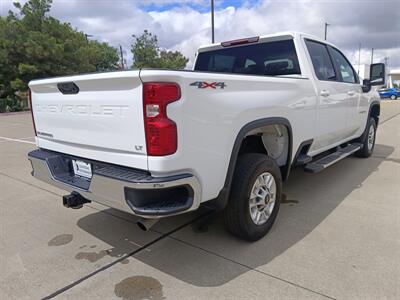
388,69 -> 400,88
357,64 -> 371,81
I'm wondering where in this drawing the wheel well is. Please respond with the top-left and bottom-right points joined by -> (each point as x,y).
238,135 -> 267,156
370,104 -> 380,125
238,124 -> 290,169
209,118 -> 292,211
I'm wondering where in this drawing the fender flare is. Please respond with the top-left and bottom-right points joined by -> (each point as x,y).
212,117 -> 293,210
359,100 -> 380,142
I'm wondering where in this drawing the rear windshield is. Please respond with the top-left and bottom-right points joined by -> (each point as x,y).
194,39 -> 301,76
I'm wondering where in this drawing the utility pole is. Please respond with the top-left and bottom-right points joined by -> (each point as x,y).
84,34 -> 93,43
119,45 -> 124,70
371,48 -> 374,65
384,57 -> 390,87
357,43 -> 361,75
211,0 -> 215,43
384,56 -> 389,67
324,22 -> 330,40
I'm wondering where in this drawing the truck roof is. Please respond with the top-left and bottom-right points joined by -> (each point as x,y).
197,31 -> 338,53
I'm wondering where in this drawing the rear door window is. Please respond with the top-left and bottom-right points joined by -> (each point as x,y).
195,39 -> 301,76
305,40 -> 336,81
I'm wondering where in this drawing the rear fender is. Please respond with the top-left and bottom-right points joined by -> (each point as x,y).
211,117 -> 293,210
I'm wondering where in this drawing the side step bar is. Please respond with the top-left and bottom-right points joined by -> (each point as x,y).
304,143 -> 362,173
295,153 -> 312,166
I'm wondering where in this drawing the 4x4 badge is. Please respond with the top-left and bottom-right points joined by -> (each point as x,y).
190,81 -> 226,89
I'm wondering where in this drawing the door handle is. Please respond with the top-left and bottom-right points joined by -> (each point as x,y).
320,90 -> 330,97
347,91 -> 355,96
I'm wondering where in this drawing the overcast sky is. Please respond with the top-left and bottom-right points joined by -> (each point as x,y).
1,0 -> 399,70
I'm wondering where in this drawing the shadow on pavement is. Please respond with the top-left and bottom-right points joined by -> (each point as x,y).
77,144 -> 394,287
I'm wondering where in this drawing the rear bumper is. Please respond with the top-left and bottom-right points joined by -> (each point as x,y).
28,149 -> 201,218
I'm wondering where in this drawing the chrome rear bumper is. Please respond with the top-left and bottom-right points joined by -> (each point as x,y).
28,149 -> 201,218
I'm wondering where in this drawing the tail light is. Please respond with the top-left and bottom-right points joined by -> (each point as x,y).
143,82 -> 181,156
28,89 -> 37,136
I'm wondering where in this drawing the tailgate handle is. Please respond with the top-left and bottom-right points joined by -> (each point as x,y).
57,82 -> 79,95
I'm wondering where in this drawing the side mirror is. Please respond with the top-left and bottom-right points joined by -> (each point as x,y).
362,79 -> 371,93
369,63 -> 386,86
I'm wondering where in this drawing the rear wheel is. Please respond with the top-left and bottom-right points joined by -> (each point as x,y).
224,153 -> 282,241
356,117 -> 376,158
390,95 -> 397,100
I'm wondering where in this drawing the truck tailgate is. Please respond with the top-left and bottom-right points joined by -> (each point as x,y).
29,71 -> 148,170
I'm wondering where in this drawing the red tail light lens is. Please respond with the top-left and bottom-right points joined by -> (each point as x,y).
28,89 -> 37,136
143,82 -> 181,156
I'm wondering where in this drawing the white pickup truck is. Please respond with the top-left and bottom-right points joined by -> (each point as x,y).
28,32 -> 385,241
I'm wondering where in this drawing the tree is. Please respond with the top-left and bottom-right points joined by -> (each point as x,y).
0,0 -> 119,112
158,50 -> 190,69
131,30 -> 159,68
131,30 -> 188,69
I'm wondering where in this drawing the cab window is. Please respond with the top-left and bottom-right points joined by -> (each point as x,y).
195,39 -> 301,76
328,46 -> 358,84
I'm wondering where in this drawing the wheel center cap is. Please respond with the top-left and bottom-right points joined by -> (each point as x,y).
258,193 -> 270,211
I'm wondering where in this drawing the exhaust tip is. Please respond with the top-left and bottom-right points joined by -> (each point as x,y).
136,218 -> 159,232
136,221 -> 148,231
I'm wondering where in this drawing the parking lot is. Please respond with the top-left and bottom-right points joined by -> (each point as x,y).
1,101 -> 399,300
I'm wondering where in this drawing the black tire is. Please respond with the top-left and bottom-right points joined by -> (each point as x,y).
390,95 -> 397,100
356,117 -> 376,158
224,153 -> 282,241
